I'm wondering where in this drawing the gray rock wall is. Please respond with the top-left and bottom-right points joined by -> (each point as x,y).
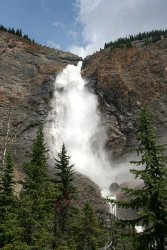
82,39 -> 167,158
0,30 -> 81,165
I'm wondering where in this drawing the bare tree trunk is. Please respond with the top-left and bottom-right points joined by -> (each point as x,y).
2,109 -> 11,167
1,107 -> 19,167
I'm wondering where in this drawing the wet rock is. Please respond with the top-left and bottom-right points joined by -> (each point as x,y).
109,182 -> 120,193
74,173 -> 109,214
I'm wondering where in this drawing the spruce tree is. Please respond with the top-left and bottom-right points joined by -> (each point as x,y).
24,126 -> 48,190
0,151 -> 15,247
55,144 -> 75,202
0,152 -> 28,249
53,143 -> 76,249
19,126 -> 55,249
108,107 -> 167,250
77,202 -> 99,249
0,151 -> 15,225
74,202 -> 107,250
0,151 -> 14,205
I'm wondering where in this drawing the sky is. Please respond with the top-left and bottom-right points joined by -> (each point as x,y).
0,0 -> 166,58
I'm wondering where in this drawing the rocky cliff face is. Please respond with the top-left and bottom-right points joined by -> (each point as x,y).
0,30 -> 81,164
1,31 -> 166,165
0,31 -> 109,213
1,31 -> 167,214
82,39 -> 167,158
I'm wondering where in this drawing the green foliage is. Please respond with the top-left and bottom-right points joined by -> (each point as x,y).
73,202 -> 108,250
19,126 -> 55,249
0,151 -> 14,205
0,151 -> 15,224
104,29 -> 167,50
53,143 -> 76,249
55,143 -> 75,202
0,133 -> 118,249
0,151 -> 15,248
108,107 -> 167,249
0,210 -> 30,250
0,24 -> 35,43
0,152 -> 29,248
24,126 -> 48,190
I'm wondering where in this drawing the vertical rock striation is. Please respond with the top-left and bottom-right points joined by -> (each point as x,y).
0,30 -> 81,164
82,39 -> 167,158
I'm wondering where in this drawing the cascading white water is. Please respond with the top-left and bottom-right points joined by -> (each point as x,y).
101,189 -> 117,216
45,61 -> 116,211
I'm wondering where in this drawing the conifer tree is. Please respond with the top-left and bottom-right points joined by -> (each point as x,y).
0,151 -> 14,203
55,144 -> 75,201
108,107 -> 167,250
53,143 -> 76,249
74,202 -> 107,250
0,152 -> 28,249
19,126 -> 55,249
0,151 -> 15,225
0,151 -> 15,247
24,126 -> 48,190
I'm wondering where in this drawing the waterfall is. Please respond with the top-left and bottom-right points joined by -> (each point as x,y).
45,61 -> 117,214
101,190 -> 117,216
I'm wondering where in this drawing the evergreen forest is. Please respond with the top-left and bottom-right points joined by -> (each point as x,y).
0,24 -> 35,43
1,24 -> 167,53
104,29 -> 167,50
0,107 -> 166,249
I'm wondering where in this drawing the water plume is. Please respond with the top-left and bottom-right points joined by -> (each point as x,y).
45,62 -> 114,193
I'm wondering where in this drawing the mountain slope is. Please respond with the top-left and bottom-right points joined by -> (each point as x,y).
82,39 -> 167,157
0,30 -> 81,164
0,30 -> 167,215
